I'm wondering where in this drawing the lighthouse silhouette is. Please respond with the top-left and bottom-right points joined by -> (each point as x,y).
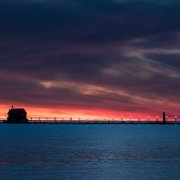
7,106 -> 28,123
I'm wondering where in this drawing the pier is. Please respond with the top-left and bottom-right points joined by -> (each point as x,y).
28,120 -> 180,125
1,110 -> 179,124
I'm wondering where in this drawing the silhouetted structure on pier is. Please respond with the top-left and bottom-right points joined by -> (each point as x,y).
163,112 -> 166,124
7,106 -> 28,123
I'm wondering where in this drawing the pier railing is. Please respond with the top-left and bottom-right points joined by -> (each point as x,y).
27,114 -> 180,122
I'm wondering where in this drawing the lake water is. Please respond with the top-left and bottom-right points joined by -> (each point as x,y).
0,124 -> 179,180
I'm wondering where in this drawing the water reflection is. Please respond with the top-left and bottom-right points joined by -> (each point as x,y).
0,124 -> 179,179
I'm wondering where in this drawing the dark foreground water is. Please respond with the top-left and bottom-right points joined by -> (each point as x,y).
0,124 -> 179,180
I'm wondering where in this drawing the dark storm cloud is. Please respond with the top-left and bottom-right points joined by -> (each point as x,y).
1,0 -> 180,42
0,0 -> 180,114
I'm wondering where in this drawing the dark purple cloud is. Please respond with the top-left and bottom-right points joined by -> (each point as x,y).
0,0 -> 179,116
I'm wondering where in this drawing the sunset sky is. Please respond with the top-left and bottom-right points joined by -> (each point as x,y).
0,0 -> 180,119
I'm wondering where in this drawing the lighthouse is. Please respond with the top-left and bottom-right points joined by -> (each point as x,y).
7,106 -> 28,123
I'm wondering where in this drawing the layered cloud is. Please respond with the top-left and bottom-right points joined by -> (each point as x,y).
0,0 -> 179,117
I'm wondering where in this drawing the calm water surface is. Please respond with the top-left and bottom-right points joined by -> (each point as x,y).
0,124 -> 179,180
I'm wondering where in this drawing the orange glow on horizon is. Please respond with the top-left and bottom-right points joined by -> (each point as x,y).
0,103 -> 172,121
